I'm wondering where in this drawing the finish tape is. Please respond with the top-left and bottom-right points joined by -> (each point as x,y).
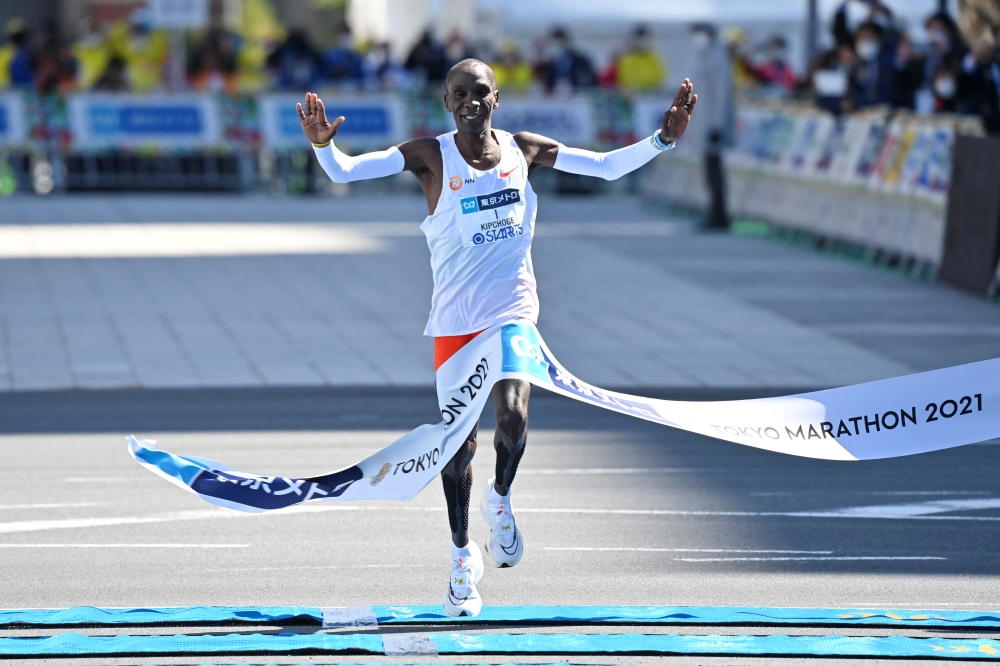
128,321 -> 1000,512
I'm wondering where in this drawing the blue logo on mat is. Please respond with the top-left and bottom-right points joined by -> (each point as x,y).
501,323 -> 550,383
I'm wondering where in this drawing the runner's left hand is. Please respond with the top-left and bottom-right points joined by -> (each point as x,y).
660,79 -> 697,144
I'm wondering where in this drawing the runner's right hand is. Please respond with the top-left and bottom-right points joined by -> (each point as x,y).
297,92 -> 344,145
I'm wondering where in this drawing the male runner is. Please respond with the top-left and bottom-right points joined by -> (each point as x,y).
299,60 -> 696,616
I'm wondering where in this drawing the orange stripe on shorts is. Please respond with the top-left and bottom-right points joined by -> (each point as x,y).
434,330 -> 484,371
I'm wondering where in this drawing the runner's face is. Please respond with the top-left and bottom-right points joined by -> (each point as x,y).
445,68 -> 497,135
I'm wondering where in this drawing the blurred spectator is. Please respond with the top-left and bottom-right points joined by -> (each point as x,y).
616,25 -> 666,92
722,27 -> 759,89
544,27 -> 596,92
756,36 -> 798,94
691,23 -> 733,231
445,30 -> 473,66
492,40 -> 534,93
363,41 -> 405,91
324,28 -> 363,84
832,0 -> 895,46
94,55 -> 127,91
73,20 -> 111,90
849,22 -> 897,107
921,12 -> 974,112
959,25 -> 1000,133
190,0 -> 240,93
33,21 -> 77,95
118,10 -> 169,93
266,27 -> 321,90
810,44 -> 855,114
890,34 -> 924,110
405,30 -> 448,83
2,18 -> 35,89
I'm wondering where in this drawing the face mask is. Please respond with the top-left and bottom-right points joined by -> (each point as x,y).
692,32 -> 710,51
856,39 -> 879,61
927,29 -> 949,49
934,76 -> 956,98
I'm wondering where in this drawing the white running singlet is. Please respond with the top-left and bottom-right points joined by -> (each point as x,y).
421,129 -> 539,337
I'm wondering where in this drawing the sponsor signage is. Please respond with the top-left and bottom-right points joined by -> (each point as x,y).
259,94 -> 406,149
148,0 -> 209,29
68,94 -> 221,149
492,97 -> 595,146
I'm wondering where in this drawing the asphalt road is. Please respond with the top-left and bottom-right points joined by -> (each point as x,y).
1,387 -> 999,614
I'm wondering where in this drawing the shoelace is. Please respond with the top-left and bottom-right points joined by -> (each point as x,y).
491,503 -> 516,547
451,556 -> 472,597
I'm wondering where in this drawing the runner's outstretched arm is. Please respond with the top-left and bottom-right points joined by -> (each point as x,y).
298,92 -> 437,183
515,79 -> 698,181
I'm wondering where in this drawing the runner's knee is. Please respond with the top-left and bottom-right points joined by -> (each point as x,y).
493,380 -> 529,444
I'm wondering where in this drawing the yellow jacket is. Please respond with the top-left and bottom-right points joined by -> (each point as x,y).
493,61 -> 534,92
618,49 -> 666,91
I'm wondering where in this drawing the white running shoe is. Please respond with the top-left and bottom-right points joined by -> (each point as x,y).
443,540 -> 484,617
480,476 -> 524,568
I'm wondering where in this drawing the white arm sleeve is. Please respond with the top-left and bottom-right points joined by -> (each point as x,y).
553,136 -> 663,181
313,142 -> 405,183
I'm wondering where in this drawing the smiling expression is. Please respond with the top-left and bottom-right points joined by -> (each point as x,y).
444,64 -> 499,135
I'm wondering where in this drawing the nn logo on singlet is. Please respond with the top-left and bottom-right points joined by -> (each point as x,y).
460,188 -> 521,214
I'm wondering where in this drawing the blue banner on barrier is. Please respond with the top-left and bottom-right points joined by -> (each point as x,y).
259,95 -> 406,150
68,94 -> 221,149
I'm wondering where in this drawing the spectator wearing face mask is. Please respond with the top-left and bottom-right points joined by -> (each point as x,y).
850,22 -> 897,107
960,25 -> 1000,133
920,12 -> 978,115
691,23 -> 733,231
544,27 -> 596,93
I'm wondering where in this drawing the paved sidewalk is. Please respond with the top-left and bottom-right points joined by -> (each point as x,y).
0,194 -> 997,391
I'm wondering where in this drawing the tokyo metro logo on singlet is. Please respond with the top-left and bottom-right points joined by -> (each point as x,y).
458,188 -> 524,247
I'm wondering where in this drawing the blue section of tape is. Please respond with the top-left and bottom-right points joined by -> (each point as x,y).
3,605 -> 1000,629
0,632 -> 998,658
0,632 -> 383,656
0,606 -> 322,627
373,604 -> 1000,628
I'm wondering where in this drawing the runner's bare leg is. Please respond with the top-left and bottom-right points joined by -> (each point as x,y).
493,379 -> 530,495
441,422 -> 478,547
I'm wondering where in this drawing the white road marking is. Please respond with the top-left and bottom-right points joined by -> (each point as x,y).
519,468 -> 704,475
0,503 -> 105,510
63,477 -> 150,482
0,544 -> 247,548
2,498 -> 997,534
675,557 -> 947,562
0,223 -> 383,258
792,498 -> 1000,518
544,548 -> 833,554
751,491 -> 989,497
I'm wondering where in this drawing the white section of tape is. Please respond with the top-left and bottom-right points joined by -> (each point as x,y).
382,633 -> 438,656
320,606 -> 377,628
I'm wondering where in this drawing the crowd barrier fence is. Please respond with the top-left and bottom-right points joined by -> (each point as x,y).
643,102 -> 986,274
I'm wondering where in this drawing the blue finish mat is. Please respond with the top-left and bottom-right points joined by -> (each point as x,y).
2,604 -> 1000,629
0,632 -> 998,659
